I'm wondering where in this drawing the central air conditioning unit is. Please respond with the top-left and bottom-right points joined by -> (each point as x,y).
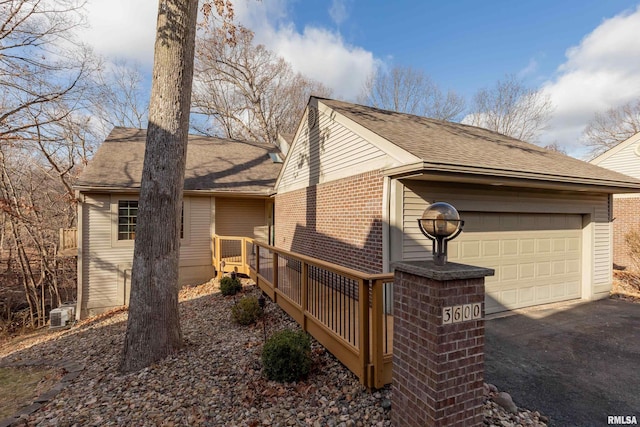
49,302 -> 76,328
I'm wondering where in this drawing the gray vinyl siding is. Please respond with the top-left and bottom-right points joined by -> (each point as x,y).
592,198 -> 612,294
398,181 -> 612,300
80,193 -> 215,317
596,140 -> 640,179
82,194 -> 130,311
178,196 -> 213,267
277,108 -> 390,193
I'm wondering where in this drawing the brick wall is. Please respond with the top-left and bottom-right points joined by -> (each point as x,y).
612,197 -> 640,270
274,170 -> 384,273
392,264 -> 487,426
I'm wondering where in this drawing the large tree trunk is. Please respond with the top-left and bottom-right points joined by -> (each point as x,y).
120,0 -> 198,373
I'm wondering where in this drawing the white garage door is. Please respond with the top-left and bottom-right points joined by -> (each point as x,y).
448,213 -> 582,314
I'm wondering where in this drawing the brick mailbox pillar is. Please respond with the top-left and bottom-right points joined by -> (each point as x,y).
392,260 -> 495,427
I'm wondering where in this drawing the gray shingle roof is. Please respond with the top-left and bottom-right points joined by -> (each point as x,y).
320,98 -> 640,189
76,127 -> 281,194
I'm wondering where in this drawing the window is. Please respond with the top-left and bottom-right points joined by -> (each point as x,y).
115,198 -> 186,242
118,200 -> 138,240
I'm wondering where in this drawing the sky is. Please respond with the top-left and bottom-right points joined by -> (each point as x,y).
80,0 -> 640,159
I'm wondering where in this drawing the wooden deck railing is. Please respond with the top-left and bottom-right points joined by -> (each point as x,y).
212,235 -> 250,278
58,228 -> 77,257
211,235 -> 394,389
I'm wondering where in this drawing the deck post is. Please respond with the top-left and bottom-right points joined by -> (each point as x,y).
215,236 -> 222,279
370,279 -> 385,389
240,238 -> 247,275
357,278 -> 370,387
391,261 -> 494,427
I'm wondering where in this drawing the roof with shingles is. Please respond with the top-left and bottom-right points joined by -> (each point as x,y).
319,98 -> 640,189
75,127 -> 282,194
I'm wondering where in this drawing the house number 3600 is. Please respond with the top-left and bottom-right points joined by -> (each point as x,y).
442,303 -> 482,325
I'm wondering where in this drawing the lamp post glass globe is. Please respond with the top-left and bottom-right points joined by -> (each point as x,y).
420,202 -> 461,238
418,202 -> 464,266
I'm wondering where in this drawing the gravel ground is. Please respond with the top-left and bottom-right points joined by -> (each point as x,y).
0,279 -> 547,426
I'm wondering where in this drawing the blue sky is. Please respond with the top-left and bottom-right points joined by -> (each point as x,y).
82,0 -> 640,158
305,0 -> 636,97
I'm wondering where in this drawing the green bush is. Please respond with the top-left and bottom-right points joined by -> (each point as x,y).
219,276 -> 242,296
262,329 -> 311,382
232,296 -> 263,325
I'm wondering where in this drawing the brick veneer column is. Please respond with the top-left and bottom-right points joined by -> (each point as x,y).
392,261 -> 494,427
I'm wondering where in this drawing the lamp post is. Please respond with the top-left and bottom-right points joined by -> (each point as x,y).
417,202 -> 464,266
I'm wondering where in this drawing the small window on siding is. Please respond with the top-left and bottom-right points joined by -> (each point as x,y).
118,200 -> 138,240
117,200 -> 184,241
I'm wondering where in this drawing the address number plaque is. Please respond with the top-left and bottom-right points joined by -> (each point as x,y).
442,303 -> 482,325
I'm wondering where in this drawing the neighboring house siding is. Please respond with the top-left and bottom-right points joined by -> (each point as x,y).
595,139 -> 640,179
277,106 -> 391,194
275,170 -> 385,273
80,193 -> 215,317
399,181 -> 612,300
591,138 -> 640,271
612,196 -> 640,270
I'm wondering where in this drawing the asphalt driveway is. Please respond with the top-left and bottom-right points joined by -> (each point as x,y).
485,298 -> 640,427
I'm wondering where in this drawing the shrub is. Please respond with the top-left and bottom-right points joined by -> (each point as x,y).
231,296 -> 263,325
262,329 -> 311,382
219,276 -> 242,296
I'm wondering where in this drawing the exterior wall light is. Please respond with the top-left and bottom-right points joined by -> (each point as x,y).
417,202 -> 464,266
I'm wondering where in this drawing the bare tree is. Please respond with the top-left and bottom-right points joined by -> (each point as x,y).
91,60 -> 149,132
583,99 -> 640,158
543,141 -> 567,155
465,74 -> 553,142
358,65 -> 465,121
0,0 -> 100,329
0,138 -> 77,328
120,0 -> 200,373
0,0 -> 88,140
192,27 -> 331,144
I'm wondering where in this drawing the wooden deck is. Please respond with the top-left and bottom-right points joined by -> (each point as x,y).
213,234 -> 394,389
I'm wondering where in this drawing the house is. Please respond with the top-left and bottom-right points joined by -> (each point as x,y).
590,132 -> 640,270
274,97 -> 640,314
74,127 -> 282,319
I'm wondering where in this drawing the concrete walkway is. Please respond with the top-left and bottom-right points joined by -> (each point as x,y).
485,298 -> 640,427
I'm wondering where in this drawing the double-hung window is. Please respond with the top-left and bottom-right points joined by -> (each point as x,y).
114,198 -> 186,243
117,200 -> 138,240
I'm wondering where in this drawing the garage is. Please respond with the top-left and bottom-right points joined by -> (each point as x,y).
397,181 -> 608,314
448,212 -> 582,313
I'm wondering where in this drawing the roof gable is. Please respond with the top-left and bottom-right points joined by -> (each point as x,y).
275,98 -> 417,193
590,132 -> 640,180
317,98 -> 640,191
76,127 -> 282,195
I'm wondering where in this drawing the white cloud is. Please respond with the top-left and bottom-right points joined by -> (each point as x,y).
81,0 -> 379,102
81,0 -> 157,65
259,24 -> 377,100
540,5 -> 640,158
234,0 -> 378,101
